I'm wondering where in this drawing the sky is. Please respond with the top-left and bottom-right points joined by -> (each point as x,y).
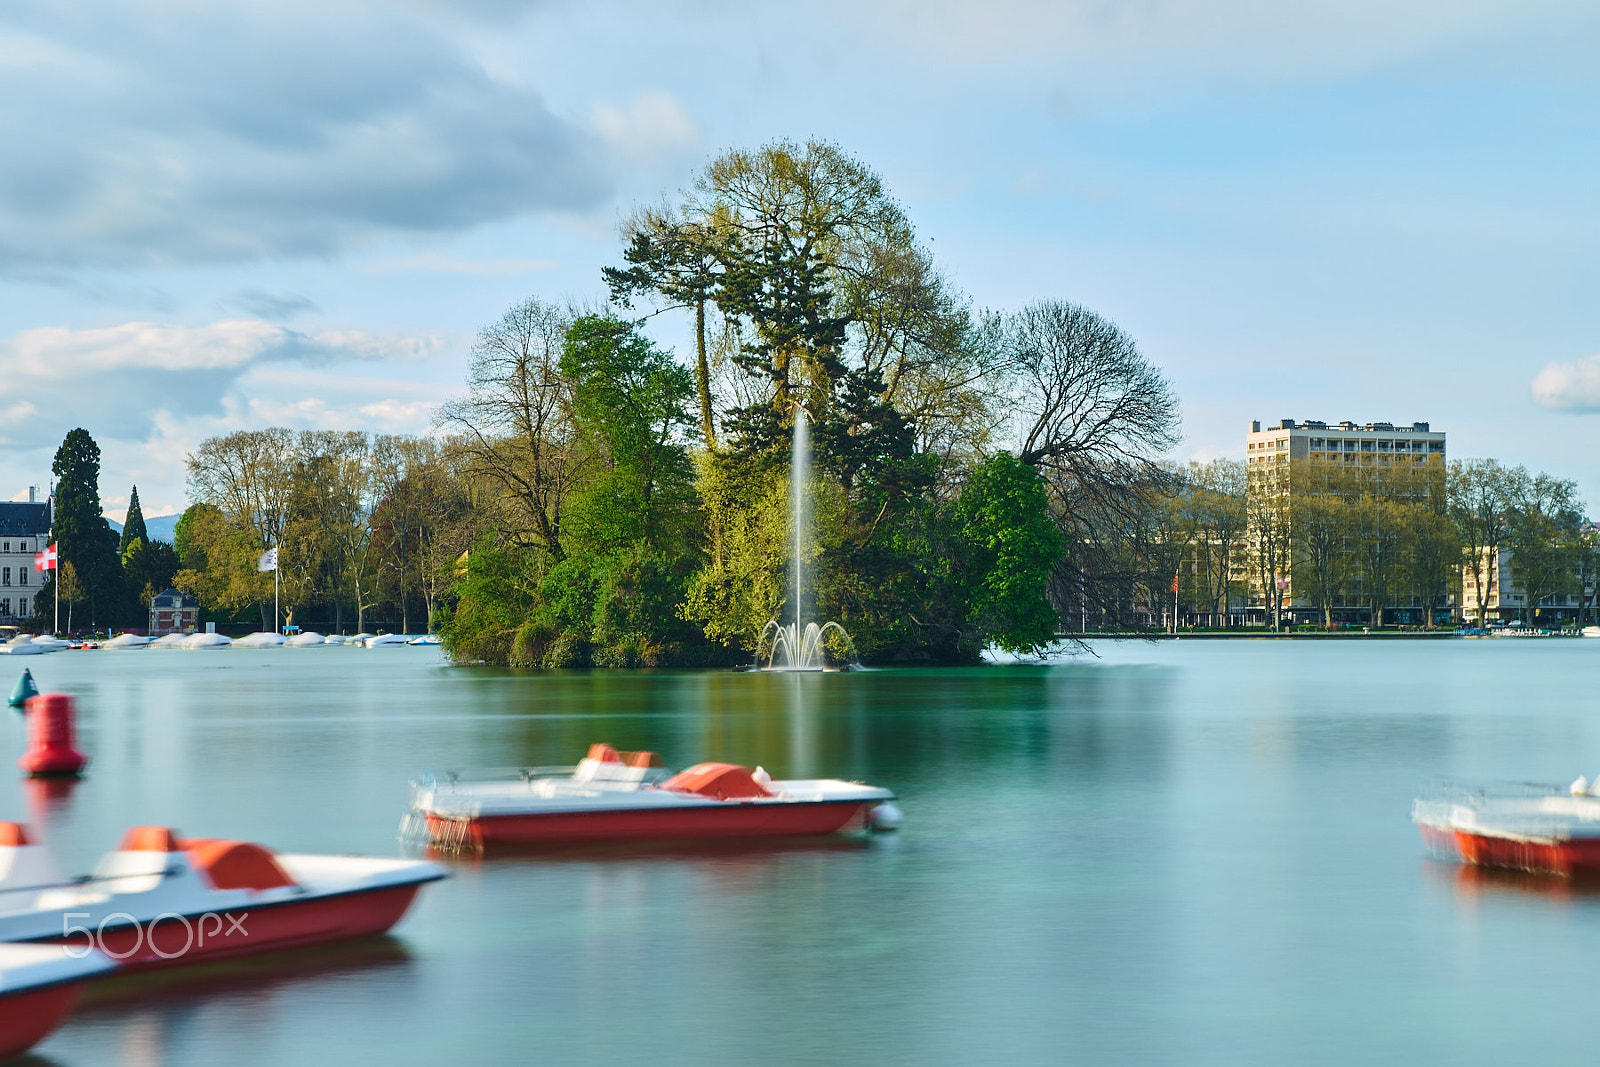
3,0 -> 1600,521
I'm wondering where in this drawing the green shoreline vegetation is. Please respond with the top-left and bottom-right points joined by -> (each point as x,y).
33,142 -> 1590,659
30,141 -> 1180,663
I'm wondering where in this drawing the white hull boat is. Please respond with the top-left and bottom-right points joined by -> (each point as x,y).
0,822 -> 444,974
412,744 -> 901,849
182,633 -> 232,650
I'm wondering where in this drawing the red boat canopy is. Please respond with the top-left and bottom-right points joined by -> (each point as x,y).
662,763 -> 773,801
117,826 -> 297,891
180,838 -> 297,891
0,822 -> 31,847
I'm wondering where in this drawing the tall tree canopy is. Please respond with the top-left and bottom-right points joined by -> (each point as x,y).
119,485 -> 147,554
38,428 -> 126,628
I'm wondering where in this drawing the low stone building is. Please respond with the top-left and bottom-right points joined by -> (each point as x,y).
149,588 -> 199,635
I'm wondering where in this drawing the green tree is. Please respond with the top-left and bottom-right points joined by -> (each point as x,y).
36,429 -> 125,630
1506,472 -> 1580,625
121,538 -> 179,606
1289,478 -> 1352,629
119,485 -> 148,555
955,453 -> 1065,652
1449,459 -> 1517,625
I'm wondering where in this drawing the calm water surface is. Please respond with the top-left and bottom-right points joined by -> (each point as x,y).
6,639 -> 1600,1065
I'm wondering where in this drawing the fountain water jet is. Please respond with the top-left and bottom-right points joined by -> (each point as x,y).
753,406 -> 859,671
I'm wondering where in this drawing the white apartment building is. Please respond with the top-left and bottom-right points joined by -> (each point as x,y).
1461,547 -> 1595,624
1245,419 -> 1449,626
0,490 -> 51,625
1246,418 -> 1447,485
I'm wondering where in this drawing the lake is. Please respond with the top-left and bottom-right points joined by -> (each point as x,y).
5,637 -> 1600,1065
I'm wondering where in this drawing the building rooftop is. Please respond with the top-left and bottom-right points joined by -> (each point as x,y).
1252,420 -> 1438,433
0,503 -> 50,538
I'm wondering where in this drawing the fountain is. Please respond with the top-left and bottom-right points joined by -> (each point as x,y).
754,406 -> 859,671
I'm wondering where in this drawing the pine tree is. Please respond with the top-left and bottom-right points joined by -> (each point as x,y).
37,429 -> 126,631
119,485 -> 148,554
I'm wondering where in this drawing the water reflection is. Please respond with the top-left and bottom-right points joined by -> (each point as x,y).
1428,859 -> 1600,903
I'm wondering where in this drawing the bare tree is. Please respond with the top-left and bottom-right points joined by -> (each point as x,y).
1002,300 -> 1181,630
1190,459 -> 1247,625
437,297 -> 577,561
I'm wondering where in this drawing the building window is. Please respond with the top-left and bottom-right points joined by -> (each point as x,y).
18,570 -> 24,586
1344,440 -> 1357,451
1378,440 -> 1392,451
1429,441 -> 1444,452
20,542 -> 28,552
18,598 -> 26,617
2,568 -> 8,586
1,599 -> 9,617
1309,438 -> 1324,449
1,542 -> 8,552
1361,440 -> 1375,452
1277,439 -> 1287,449
1394,440 -> 1410,452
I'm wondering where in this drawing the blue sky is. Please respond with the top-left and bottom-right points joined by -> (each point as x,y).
3,0 -> 1599,520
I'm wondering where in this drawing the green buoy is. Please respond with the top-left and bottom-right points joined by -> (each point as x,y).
9,668 -> 38,708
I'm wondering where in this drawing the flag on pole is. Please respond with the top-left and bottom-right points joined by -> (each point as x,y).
257,547 -> 279,572
1170,572 -> 1180,595
33,543 -> 57,571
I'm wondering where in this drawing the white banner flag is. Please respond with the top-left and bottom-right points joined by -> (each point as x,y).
257,547 -> 279,572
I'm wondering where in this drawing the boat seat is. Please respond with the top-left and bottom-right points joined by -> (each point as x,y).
119,826 -> 181,852
179,839 -> 297,891
0,822 -> 63,893
661,763 -> 773,801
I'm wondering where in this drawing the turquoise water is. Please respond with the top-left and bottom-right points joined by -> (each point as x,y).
6,639 -> 1600,1065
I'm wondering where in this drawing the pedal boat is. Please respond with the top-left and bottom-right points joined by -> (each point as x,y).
412,744 -> 901,848
1414,782 -> 1600,875
0,823 -> 445,972
0,942 -> 114,1059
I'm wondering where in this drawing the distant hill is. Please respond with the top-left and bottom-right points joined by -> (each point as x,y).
105,513 -> 181,545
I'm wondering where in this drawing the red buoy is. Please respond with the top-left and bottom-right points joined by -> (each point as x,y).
19,694 -> 87,778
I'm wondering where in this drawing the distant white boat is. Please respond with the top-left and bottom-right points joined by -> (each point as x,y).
408,634 -> 442,646
149,633 -> 190,648
1583,626 -> 1600,638
284,632 -> 325,648
350,633 -> 375,645
363,633 -> 408,647
323,635 -> 348,646
103,633 -> 152,649
181,632 -> 232,650
0,639 -> 44,656
28,636 -> 67,653
234,632 -> 286,648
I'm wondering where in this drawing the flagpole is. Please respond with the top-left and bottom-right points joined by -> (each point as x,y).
53,544 -> 59,636
274,545 -> 279,636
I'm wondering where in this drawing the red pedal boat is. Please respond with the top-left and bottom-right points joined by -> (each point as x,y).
1414,781 -> 1600,875
0,822 -> 444,972
0,943 -> 114,1059
410,744 -> 901,848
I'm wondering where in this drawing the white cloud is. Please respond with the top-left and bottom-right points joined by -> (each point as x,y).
591,91 -> 702,166
1532,354 -> 1600,413
0,318 -> 460,446
0,1 -> 609,273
